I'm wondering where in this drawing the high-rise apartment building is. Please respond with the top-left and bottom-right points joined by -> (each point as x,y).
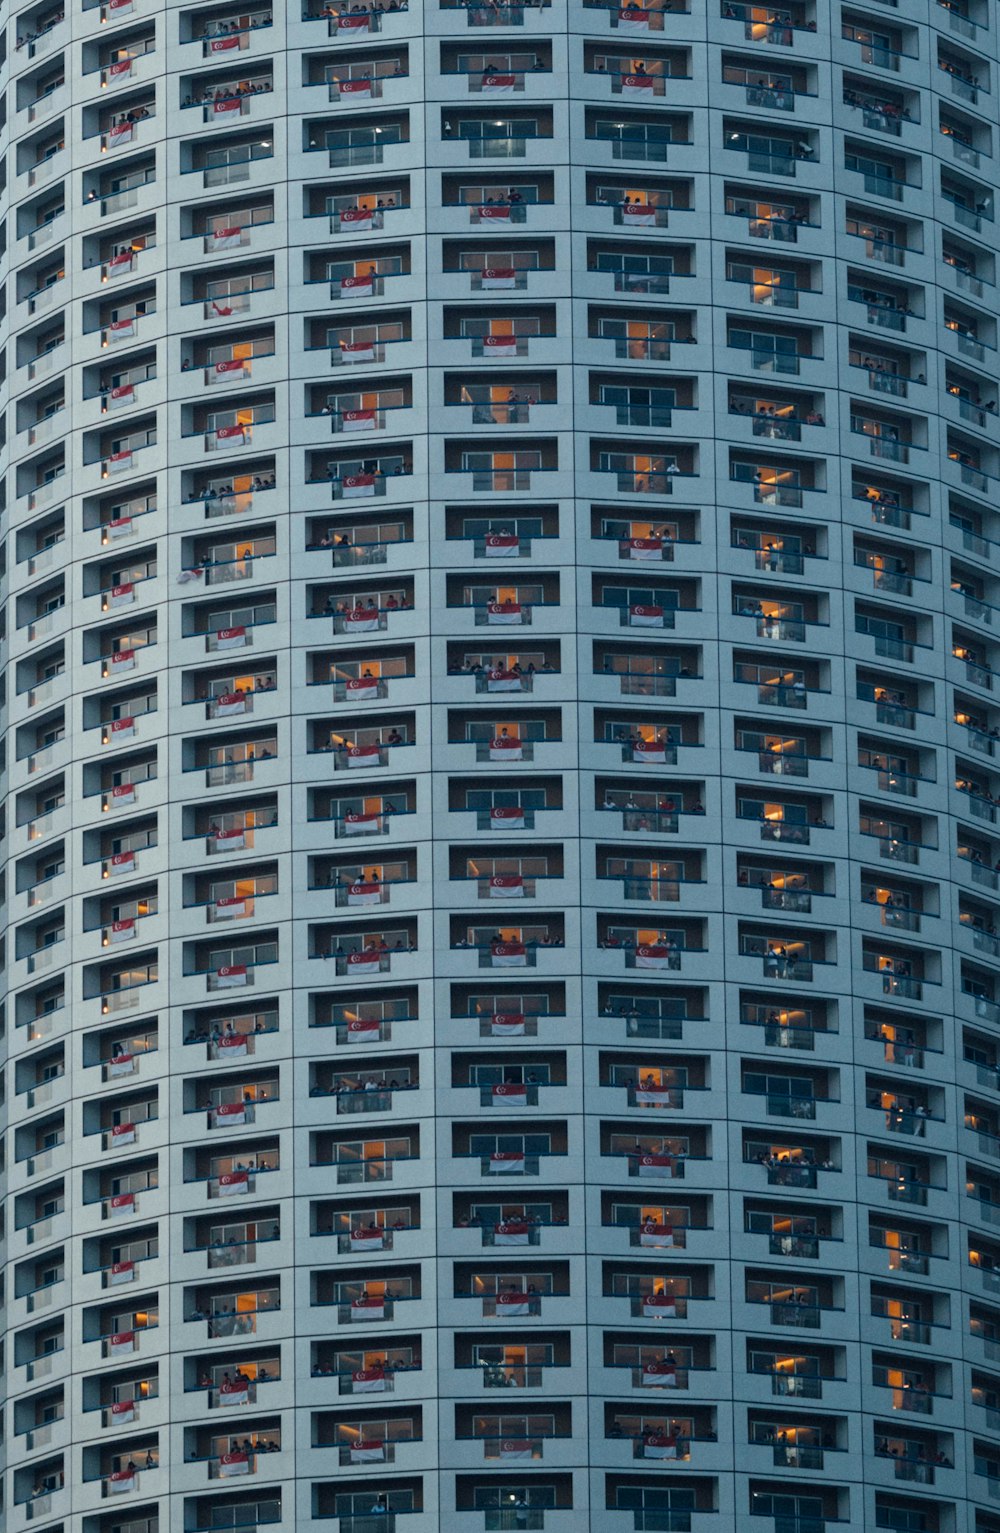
2,0 -> 1000,1526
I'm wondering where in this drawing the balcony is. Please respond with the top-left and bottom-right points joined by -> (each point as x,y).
585,0 -> 687,29
751,1366 -> 829,1401
312,2 -> 418,30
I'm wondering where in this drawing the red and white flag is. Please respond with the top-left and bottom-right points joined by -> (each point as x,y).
633,741 -> 666,763
492,1013 -> 526,1036
339,79 -> 373,99
490,874 -> 524,898
213,828 -> 246,850
340,340 -> 376,363
342,473 -> 377,497
491,942 -> 527,968
334,10 -> 370,26
496,1290 -> 531,1314
110,918 -> 136,944
215,1102 -> 247,1125
109,1469 -> 136,1493
482,335 -> 518,358
106,122 -> 134,149
215,965 -> 248,988
642,1361 -> 677,1387
348,882 -> 382,906
106,448 -> 134,472
495,1220 -> 531,1245
210,34 -> 242,50
107,515 -> 134,537
219,1451 -> 250,1476
348,951 -> 382,975
215,424 -> 245,445
492,1081 -> 528,1104
109,582 -> 134,607
341,409 -> 377,432
350,1228 -> 385,1250
490,1150 -> 526,1172
108,716 -> 135,740
622,77 -> 656,101
638,1153 -> 675,1178
629,604 -> 664,627
217,1034 -> 249,1056
487,601 -> 522,624
635,1087 -> 673,1106
106,251 -> 134,276
109,1192 -> 136,1218
216,626 -> 247,649
108,383 -> 135,410
479,204 -> 512,222
622,203 -> 657,228
343,610 -> 380,631
352,1367 -> 386,1393
108,1050 -> 134,1074
214,896 -> 247,920
636,946 -> 672,970
347,1018 -> 381,1043
490,737 -> 523,760
500,1439 -> 534,1461
214,693 -> 247,717
212,227 -> 244,250
110,1399 -> 136,1423
618,5 -> 650,28
108,649 -> 135,674
482,73 -> 516,93
220,1379 -> 250,1405
490,806 -> 525,829
107,58 -> 133,81
347,743 -> 381,766
340,207 -> 374,233
341,274 -> 374,298
110,783 -> 136,807
645,1434 -> 678,1458
210,359 -> 246,384
108,852 -> 136,878
108,0 -> 134,13
111,1121 -> 136,1145
642,1295 -> 677,1318
211,301 -> 235,317
346,677 -> 380,700
487,669 -> 522,692
343,810 -> 380,834
481,269 -> 517,289
212,96 -> 242,117
351,1439 -> 385,1462
109,1260 -> 135,1285
640,1222 -> 674,1248
351,1295 -> 385,1320
485,534 -> 519,557
109,1330 -> 135,1356
108,317 -> 135,341
218,1169 -> 250,1195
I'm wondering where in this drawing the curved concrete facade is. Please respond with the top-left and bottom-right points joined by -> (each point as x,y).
2,0 -> 1000,1527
